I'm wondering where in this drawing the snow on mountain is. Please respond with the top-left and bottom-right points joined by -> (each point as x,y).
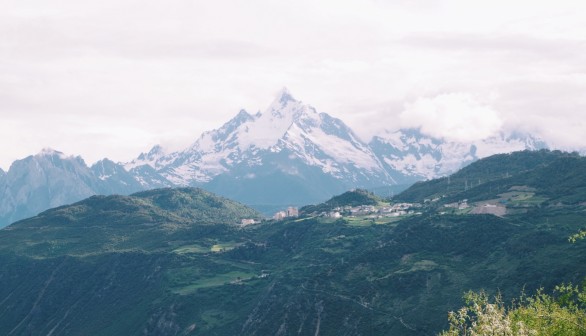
127,164 -> 174,189
0,89 -> 559,225
370,129 -> 548,182
124,88 -> 552,202
473,132 -> 548,158
90,158 -> 145,194
142,88 -> 393,187
125,145 -> 173,170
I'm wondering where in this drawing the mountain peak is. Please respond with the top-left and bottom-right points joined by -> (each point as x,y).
34,148 -> 84,165
136,145 -> 166,161
37,148 -> 67,158
233,109 -> 255,124
269,87 -> 298,112
277,86 -> 295,102
147,145 -> 165,156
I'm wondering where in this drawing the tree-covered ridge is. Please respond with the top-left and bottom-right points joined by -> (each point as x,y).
395,149 -> 581,203
0,187 -> 262,258
300,188 -> 382,214
14,187 -> 261,228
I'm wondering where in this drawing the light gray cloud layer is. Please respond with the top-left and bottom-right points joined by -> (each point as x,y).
1,0 -> 586,169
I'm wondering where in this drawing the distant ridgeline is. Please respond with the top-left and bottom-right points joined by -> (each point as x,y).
0,90 -> 549,228
1,149 -> 586,335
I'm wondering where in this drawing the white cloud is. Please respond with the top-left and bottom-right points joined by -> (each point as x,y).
398,93 -> 503,142
1,0 -> 586,168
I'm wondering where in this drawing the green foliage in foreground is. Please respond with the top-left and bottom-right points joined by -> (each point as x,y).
570,230 -> 586,244
440,232 -> 586,336
439,283 -> 586,336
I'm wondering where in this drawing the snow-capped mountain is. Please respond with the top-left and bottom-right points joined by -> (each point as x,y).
90,158 -> 146,194
370,129 -> 548,182
126,88 -> 550,207
135,88 -> 394,201
0,89 -> 555,227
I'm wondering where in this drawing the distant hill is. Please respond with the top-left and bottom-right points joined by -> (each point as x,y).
300,188 -> 382,215
1,153 -> 586,335
394,149 -> 583,204
1,187 -> 262,258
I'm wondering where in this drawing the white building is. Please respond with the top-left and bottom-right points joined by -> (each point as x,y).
241,219 -> 256,226
287,207 -> 299,217
273,211 -> 287,220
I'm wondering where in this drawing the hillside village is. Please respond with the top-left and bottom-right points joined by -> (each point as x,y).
270,201 -> 424,222
265,192 -> 528,224
317,202 -> 423,219
249,181 -> 556,227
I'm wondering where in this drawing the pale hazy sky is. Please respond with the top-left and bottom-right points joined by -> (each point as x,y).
1,0 -> 586,170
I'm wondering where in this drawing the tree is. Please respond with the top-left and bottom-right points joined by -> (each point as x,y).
439,287 -> 586,335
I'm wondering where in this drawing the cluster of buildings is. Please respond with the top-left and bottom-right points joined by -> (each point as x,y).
240,218 -> 258,226
322,202 -> 421,219
270,202 -> 425,222
444,199 -> 469,210
273,207 -> 299,220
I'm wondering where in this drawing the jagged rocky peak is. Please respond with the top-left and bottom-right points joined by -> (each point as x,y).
219,109 -> 255,132
29,148 -> 88,168
38,147 -> 64,155
91,158 -> 123,176
275,86 -> 296,107
36,147 -> 70,160
265,87 -> 312,120
93,157 -> 116,166
125,144 -> 169,170
152,89 -> 322,166
140,145 -> 166,160
235,109 -> 254,121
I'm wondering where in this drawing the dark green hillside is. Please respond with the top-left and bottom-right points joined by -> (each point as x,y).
0,187 -> 261,258
395,149 -> 578,203
1,157 -> 586,335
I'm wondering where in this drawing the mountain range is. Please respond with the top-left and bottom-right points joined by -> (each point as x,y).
0,88 -> 548,227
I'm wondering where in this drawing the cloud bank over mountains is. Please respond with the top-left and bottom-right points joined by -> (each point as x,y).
1,0 -> 585,169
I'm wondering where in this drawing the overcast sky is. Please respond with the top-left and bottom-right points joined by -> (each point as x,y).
1,0 -> 585,170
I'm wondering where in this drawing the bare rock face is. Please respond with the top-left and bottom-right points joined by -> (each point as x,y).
0,149 -> 144,227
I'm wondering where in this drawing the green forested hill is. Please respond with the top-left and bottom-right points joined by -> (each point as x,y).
300,188 -> 382,215
0,187 -> 262,258
394,149 -> 582,203
1,153 -> 585,335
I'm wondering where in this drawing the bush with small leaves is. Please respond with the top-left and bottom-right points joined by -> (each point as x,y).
439,286 -> 586,336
